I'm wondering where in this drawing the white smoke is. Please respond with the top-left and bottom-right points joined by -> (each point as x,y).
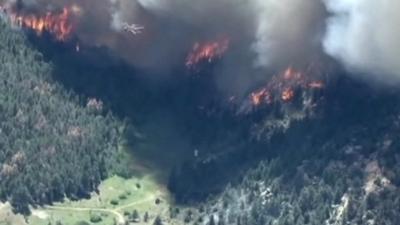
324,0 -> 400,83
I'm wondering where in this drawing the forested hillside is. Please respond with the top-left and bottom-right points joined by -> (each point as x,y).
0,19 -> 122,213
167,78 -> 400,225
1,3 -> 400,225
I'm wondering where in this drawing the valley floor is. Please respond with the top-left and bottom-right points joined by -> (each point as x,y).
1,174 -> 177,225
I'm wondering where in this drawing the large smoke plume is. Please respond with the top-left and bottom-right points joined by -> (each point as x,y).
3,0 -> 400,89
323,0 -> 400,84
252,0 -> 326,68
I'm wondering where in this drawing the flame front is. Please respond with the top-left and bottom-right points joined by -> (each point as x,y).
4,5 -> 77,41
249,66 -> 324,107
251,88 -> 271,106
281,88 -> 295,102
186,37 -> 230,68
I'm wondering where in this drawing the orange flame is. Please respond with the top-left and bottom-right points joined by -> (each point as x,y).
281,88 -> 295,102
251,88 -> 271,106
186,37 -> 230,68
7,6 -> 77,41
249,66 -> 324,107
283,67 -> 302,80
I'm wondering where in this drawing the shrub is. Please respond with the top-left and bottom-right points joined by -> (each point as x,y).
90,214 -> 102,223
119,194 -> 127,200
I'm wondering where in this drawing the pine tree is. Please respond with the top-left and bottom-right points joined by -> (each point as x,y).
209,215 -> 216,225
153,215 -> 163,225
132,209 -> 140,221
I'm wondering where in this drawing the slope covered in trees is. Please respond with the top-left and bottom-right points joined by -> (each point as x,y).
0,19 -> 122,213
167,77 -> 400,225
1,8 -> 400,225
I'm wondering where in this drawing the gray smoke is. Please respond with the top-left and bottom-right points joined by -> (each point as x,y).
3,0 -> 400,90
106,0 -> 328,95
252,0 -> 326,68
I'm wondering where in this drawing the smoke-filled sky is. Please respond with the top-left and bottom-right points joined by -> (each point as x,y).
324,0 -> 400,85
3,0 -> 400,90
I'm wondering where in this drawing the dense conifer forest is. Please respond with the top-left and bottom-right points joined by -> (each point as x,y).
0,19 -> 122,213
167,77 -> 400,225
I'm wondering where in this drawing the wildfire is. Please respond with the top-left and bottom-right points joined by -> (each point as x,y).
251,88 -> 271,106
186,37 -> 230,68
4,5 -> 78,41
283,67 -> 301,80
249,66 -> 324,107
281,88 -> 295,102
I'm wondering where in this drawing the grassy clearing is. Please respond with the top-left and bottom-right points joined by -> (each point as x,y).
0,142 -> 187,225
0,157 -> 192,225
26,174 -> 172,225
0,122 -> 192,225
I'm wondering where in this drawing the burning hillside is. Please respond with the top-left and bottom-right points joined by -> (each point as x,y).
186,37 -> 230,69
234,66 -> 325,116
0,3 -> 80,41
249,67 -> 324,106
